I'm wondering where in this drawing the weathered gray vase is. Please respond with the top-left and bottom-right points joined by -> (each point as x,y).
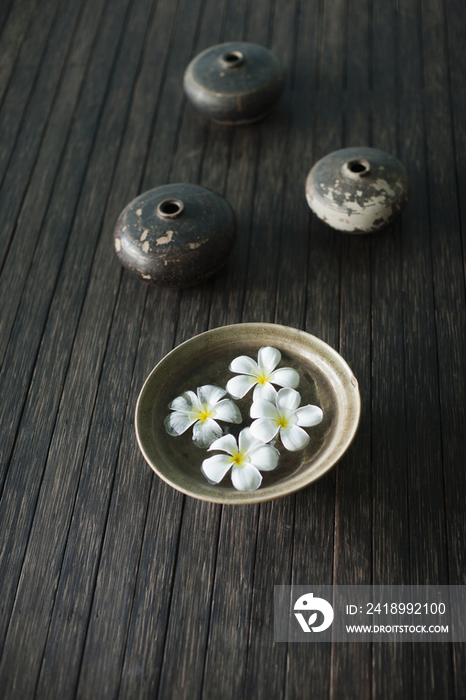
114,184 -> 237,288
183,42 -> 285,125
305,147 -> 410,234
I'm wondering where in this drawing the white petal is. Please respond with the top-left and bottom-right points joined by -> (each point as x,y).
213,399 -> 242,424
295,404 -> 323,427
229,355 -> 259,375
249,444 -> 279,471
192,418 -> 222,448
252,382 -> 277,402
201,454 -> 233,483
226,374 -> 256,399
250,417 -> 280,443
238,427 -> 262,454
276,387 -> 301,412
197,384 -> 226,406
280,425 -> 310,451
164,412 -> 197,436
231,464 -> 262,491
258,346 -> 281,372
271,367 -> 300,389
208,433 -> 238,455
250,398 -> 278,419
169,391 -> 198,411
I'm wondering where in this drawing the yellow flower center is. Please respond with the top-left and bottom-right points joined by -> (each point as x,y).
277,415 -> 289,429
231,450 -> 246,467
195,406 -> 213,423
256,371 -> 271,385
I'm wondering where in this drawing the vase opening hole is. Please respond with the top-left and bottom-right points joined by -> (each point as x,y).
220,51 -> 244,68
157,199 -> 184,218
348,159 -> 368,173
341,158 -> 371,179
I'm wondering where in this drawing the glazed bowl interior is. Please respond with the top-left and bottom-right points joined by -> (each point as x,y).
135,323 -> 360,504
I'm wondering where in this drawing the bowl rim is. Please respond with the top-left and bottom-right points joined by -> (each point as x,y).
135,322 -> 361,504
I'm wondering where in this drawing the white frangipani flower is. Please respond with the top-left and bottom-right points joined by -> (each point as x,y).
226,346 -> 299,401
250,387 -> 323,452
201,428 -> 279,491
164,385 -> 241,448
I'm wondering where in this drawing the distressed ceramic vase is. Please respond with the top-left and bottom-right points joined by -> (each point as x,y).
305,147 -> 410,234
183,42 -> 285,124
114,183 -> 237,288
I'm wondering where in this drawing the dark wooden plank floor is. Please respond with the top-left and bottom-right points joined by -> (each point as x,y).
0,0 -> 465,698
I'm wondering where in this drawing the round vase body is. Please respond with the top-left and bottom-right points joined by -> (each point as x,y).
305,147 -> 410,234
183,42 -> 285,125
114,184 -> 237,288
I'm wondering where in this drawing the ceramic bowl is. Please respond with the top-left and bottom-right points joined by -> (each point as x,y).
135,323 -> 360,504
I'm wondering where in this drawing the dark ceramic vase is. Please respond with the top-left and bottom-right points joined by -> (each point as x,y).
114,184 -> 237,288
305,147 -> 410,234
183,42 -> 285,125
